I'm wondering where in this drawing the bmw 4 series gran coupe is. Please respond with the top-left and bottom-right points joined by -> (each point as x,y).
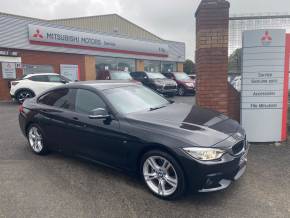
19,81 -> 249,200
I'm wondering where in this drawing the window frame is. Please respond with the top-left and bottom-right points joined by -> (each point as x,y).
37,87 -> 118,119
37,88 -> 76,112
29,75 -> 49,82
47,74 -> 71,83
74,88 -> 108,116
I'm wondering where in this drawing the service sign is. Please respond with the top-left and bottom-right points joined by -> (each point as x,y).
241,29 -> 287,142
60,64 -> 79,81
28,24 -> 168,57
2,62 -> 16,79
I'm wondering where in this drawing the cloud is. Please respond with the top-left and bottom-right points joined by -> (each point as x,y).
1,0 -> 290,61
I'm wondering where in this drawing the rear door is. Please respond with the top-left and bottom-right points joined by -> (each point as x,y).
28,75 -> 52,95
37,88 -> 77,151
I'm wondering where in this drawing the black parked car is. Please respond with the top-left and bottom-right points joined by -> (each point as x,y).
19,81 -> 248,200
130,71 -> 177,96
163,72 -> 196,96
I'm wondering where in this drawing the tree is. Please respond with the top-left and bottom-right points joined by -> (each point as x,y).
228,48 -> 242,75
184,59 -> 195,74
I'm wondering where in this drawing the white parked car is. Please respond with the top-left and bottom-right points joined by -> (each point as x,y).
10,73 -> 71,103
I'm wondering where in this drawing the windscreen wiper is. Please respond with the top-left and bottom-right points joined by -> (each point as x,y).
149,105 -> 167,111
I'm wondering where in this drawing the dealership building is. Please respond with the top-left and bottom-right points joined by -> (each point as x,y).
0,12 -> 185,100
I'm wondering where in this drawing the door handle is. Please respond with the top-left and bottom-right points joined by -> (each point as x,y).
72,117 -> 79,121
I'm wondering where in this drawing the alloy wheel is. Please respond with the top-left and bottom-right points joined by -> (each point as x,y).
28,127 -> 43,153
143,156 -> 178,197
178,87 -> 185,96
17,91 -> 32,103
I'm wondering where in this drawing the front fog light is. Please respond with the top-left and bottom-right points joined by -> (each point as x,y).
183,147 -> 226,161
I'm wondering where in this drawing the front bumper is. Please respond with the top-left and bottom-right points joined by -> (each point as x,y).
156,86 -> 177,95
176,142 -> 249,193
198,156 -> 247,192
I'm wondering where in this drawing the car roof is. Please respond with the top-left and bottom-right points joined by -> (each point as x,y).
144,71 -> 162,74
66,80 -> 138,91
24,73 -> 59,78
110,71 -> 130,73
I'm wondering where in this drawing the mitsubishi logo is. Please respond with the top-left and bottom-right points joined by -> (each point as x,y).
261,31 -> 272,45
32,29 -> 43,39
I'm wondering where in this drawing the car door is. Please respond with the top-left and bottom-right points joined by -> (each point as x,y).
69,88 -> 129,167
27,75 -> 51,95
37,88 -> 77,151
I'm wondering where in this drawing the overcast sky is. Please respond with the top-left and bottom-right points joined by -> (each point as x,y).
1,0 -> 290,61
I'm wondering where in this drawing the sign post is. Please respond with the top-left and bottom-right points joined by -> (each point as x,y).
241,29 -> 288,142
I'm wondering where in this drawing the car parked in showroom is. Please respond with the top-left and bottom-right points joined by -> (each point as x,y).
19,81 -> 249,200
10,73 -> 71,103
163,72 -> 196,96
97,70 -> 136,81
130,71 -> 177,96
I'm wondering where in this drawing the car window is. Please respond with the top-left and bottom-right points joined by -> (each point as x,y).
75,89 -> 106,115
130,72 -> 143,79
38,88 -> 75,110
110,72 -> 132,80
130,72 -> 138,78
174,73 -> 190,80
29,75 -> 49,82
146,72 -> 166,79
164,73 -> 173,79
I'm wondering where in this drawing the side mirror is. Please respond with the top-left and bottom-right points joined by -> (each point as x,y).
60,80 -> 67,84
88,108 -> 111,119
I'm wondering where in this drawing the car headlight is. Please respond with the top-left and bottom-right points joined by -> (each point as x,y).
182,147 -> 226,161
185,83 -> 194,87
154,81 -> 164,86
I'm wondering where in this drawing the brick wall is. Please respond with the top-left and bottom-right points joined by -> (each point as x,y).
20,50 -> 86,80
0,63 -> 23,100
195,0 -> 240,121
0,49 -> 86,101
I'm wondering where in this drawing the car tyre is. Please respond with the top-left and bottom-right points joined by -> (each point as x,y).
177,86 -> 185,96
16,89 -> 34,104
27,124 -> 49,155
141,150 -> 186,200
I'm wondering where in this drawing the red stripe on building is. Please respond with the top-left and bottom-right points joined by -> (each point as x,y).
29,40 -> 168,58
281,34 -> 290,141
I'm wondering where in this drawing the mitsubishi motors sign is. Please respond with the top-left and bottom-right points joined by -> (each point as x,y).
241,29 -> 288,142
28,24 -> 168,57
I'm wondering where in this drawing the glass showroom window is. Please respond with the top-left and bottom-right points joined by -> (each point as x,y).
96,57 -> 135,72
161,62 -> 177,73
144,60 -> 161,72
96,56 -> 118,72
23,64 -> 54,75
117,58 -> 135,72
